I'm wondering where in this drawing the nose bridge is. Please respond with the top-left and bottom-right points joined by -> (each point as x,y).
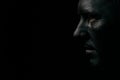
73,18 -> 87,37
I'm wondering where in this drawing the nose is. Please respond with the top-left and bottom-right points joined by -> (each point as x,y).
73,20 -> 90,41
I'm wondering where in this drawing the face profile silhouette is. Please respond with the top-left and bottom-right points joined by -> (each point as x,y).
74,0 -> 120,70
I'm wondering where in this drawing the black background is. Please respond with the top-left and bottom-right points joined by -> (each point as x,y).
3,0 -> 16,80
4,0 -> 90,80
32,0 -> 90,78
32,0 -> 88,78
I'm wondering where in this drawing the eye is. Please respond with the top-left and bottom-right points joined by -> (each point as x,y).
88,18 -> 98,28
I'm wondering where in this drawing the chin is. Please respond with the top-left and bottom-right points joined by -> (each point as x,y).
90,57 -> 100,67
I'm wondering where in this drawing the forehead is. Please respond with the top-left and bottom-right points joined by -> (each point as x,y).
78,0 -> 113,14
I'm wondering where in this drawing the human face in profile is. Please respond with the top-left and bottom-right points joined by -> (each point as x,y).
74,0 -> 118,67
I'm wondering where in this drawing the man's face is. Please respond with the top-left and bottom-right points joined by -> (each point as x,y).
74,0 -> 119,68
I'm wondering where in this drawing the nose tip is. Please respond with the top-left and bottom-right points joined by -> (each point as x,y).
73,22 -> 88,36
73,30 -> 87,37
73,27 -> 89,37
73,27 -> 90,43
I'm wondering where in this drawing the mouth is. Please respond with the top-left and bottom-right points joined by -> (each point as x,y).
84,39 -> 97,53
84,42 -> 100,66
84,44 -> 96,55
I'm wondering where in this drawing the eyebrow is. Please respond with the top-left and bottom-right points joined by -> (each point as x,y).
77,8 -> 101,18
78,7 -> 94,15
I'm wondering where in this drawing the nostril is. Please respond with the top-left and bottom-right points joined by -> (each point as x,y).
73,32 -> 90,46
80,31 -> 90,40
73,26 -> 89,37
74,30 -> 90,38
80,31 -> 88,37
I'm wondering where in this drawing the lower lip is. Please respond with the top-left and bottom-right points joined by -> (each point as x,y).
85,49 -> 98,59
85,50 -> 100,66
85,50 -> 96,54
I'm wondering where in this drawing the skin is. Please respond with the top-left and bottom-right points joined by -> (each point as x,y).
73,0 -> 120,70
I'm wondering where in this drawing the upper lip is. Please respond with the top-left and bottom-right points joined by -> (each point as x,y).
84,44 -> 96,50
84,40 -> 96,50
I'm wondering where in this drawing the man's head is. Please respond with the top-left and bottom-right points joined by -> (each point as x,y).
74,0 -> 120,69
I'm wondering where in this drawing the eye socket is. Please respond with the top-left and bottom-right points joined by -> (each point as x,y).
88,18 -> 98,28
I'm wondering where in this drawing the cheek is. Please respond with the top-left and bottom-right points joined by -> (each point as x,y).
93,20 -> 105,30
88,20 -> 105,42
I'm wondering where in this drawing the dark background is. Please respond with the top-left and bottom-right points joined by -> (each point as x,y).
32,0 -> 88,78
4,0 -> 89,80
3,0 -> 16,80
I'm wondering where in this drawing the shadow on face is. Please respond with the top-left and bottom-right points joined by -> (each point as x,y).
73,0 -> 120,70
